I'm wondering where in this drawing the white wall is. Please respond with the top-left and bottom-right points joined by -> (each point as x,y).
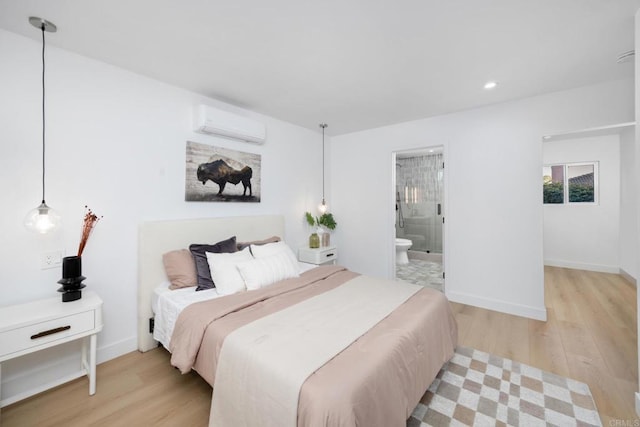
0,29 -> 323,400
620,127 -> 638,281
635,8 -> 640,418
330,79 -> 634,321
543,135 -> 621,273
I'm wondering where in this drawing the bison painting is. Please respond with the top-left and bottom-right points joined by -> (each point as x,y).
185,141 -> 261,203
196,159 -> 252,196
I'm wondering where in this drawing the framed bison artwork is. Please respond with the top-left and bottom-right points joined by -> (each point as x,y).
185,141 -> 261,202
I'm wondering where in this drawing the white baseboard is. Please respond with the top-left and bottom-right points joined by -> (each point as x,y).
636,392 -> 640,417
446,290 -> 547,321
97,336 -> 137,364
1,370 -> 88,408
1,336 -> 137,406
543,259 -> 619,274
620,268 -> 637,286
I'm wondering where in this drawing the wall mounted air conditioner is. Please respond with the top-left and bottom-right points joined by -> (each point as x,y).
194,104 -> 266,144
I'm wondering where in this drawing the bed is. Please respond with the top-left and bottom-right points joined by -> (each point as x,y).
137,215 -> 458,427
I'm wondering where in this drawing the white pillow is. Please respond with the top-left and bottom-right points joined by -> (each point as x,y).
206,247 -> 253,296
236,252 -> 300,290
250,241 -> 301,274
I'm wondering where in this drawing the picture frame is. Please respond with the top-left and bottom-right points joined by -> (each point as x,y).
185,141 -> 261,202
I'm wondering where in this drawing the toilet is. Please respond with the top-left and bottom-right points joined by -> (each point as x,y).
395,238 -> 412,265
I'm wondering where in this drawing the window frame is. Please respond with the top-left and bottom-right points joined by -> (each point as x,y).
543,161 -> 599,205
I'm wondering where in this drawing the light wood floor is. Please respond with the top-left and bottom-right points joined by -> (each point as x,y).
453,266 -> 638,425
1,266 -> 637,426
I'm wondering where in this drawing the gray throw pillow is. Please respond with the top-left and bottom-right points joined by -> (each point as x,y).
189,236 -> 237,291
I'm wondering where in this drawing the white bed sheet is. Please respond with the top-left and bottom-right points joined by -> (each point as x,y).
151,281 -> 171,314
153,286 -> 222,349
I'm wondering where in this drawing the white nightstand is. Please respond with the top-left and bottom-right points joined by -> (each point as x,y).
298,245 -> 338,265
0,291 -> 103,408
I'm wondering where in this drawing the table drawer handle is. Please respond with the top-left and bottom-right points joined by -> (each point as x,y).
325,253 -> 334,257
31,325 -> 71,340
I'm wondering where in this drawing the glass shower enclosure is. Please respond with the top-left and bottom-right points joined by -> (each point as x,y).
395,150 -> 444,254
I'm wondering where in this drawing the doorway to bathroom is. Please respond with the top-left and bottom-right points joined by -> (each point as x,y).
393,146 -> 445,292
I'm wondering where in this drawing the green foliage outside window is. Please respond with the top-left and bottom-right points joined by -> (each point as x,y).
569,185 -> 594,203
543,182 -> 564,204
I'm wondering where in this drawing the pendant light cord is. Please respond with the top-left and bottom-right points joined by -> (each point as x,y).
40,23 -> 46,203
321,126 -> 325,200
319,123 -> 327,204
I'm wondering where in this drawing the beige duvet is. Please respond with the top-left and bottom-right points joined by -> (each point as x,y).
170,265 -> 458,427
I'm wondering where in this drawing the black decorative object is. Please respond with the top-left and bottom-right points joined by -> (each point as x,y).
57,256 -> 86,302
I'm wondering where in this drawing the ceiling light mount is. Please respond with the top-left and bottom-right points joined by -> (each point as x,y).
29,16 -> 57,33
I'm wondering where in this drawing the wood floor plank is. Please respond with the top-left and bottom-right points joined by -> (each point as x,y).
490,311 -> 530,364
1,266 -> 637,425
527,310 -> 571,378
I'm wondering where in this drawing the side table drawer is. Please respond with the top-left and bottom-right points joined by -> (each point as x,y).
0,310 -> 95,358
298,246 -> 338,265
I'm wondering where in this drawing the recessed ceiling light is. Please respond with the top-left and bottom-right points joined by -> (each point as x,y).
484,81 -> 498,90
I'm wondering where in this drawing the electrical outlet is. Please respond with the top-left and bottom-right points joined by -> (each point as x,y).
41,250 -> 63,270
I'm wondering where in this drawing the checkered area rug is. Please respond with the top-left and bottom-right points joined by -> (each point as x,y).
407,347 -> 601,427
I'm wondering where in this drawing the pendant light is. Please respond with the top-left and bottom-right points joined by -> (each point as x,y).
318,123 -> 328,214
24,17 -> 61,234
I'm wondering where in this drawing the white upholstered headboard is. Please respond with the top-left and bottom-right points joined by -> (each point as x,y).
137,215 -> 284,352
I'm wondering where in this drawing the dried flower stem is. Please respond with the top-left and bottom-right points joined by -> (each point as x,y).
77,205 -> 102,257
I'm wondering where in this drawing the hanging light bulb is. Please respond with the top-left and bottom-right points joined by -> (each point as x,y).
24,17 -> 61,234
25,201 -> 61,234
318,123 -> 328,214
318,199 -> 327,214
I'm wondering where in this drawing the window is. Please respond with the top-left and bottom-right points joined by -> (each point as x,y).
542,165 -> 564,204
543,162 -> 598,205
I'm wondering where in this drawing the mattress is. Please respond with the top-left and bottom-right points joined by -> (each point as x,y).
151,281 -> 170,314
153,285 -> 222,348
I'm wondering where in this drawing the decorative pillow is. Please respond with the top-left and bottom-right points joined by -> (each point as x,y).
250,241 -> 300,274
189,236 -> 238,291
205,247 -> 253,296
236,252 -> 300,291
162,249 -> 197,290
237,236 -> 281,251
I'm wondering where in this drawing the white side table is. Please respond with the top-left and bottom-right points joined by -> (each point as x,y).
298,245 -> 338,265
0,291 -> 103,408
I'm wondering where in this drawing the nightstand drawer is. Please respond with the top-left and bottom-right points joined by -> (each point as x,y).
298,246 -> 338,265
0,310 -> 95,358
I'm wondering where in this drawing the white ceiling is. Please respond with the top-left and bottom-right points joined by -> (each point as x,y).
0,0 -> 638,136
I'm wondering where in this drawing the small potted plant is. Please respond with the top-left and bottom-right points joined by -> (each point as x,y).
305,212 -> 337,248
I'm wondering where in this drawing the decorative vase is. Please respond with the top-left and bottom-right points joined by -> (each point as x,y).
321,232 -> 330,247
57,256 -> 86,302
309,233 -> 320,248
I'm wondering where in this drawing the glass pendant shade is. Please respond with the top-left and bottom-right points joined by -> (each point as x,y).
24,201 -> 61,234
318,199 -> 328,214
